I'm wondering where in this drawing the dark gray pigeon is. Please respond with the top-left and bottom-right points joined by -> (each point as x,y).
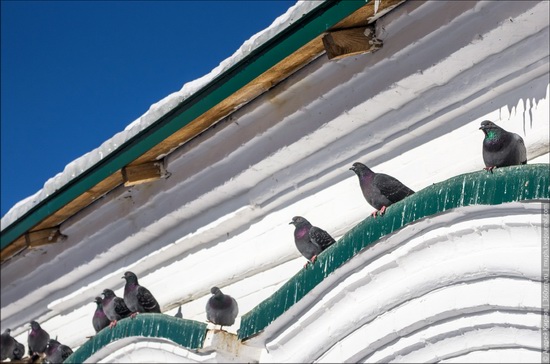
289,216 -> 336,268
44,339 -> 73,364
122,271 -> 161,317
28,320 -> 50,358
175,306 -> 183,319
101,289 -> 132,328
480,120 -> 527,172
350,162 -> 415,217
92,296 -> 111,333
206,287 -> 238,330
1,329 -> 25,361
1,328 -> 16,361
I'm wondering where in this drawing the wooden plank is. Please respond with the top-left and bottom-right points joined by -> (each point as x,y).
122,161 -> 165,187
26,227 -> 66,248
32,171 -> 124,232
0,235 -> 27,263
322,25 -> 382,60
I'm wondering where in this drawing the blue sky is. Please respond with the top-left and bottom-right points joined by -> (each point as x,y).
1,0 -> 295,218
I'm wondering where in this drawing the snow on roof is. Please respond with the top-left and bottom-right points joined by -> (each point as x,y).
0,0 -> 322,231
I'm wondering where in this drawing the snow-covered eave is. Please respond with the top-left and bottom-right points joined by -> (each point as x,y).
1,0 -> 399,257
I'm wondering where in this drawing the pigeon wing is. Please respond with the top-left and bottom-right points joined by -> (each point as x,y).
375,173 -> 414,204
309,226 -> 336,251
114,298 -> 131,318
60,345 -> 73,360
512,133 -> 527,164
137,286 -> 161,313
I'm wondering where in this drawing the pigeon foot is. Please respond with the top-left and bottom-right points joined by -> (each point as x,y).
484,166 -> 496,173
130,312 -> 138,319
109,320 -> 118,328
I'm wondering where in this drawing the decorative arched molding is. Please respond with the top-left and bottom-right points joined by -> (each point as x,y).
258,209 -> 543,362
239,164 -> 549,342
65,315 -> 207,363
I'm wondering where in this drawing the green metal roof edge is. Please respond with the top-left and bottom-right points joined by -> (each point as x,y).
1,0 -> 368,250
238,163 -> 550,340
64,314 -> 207,363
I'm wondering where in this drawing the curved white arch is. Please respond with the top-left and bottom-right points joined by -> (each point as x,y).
440,347 -> 542,363
85,337 -> 214,363
258,202 -> 544,363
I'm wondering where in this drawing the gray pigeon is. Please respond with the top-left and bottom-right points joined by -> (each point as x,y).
206,287 -> 239,330
122,271 -> 161,317
289,216 -> 336,268
44,339 -> 73,364
92,296 -> 111,333
175,306 -> 183,319
1,329 -> 25,361
101,289 -> 131,328
28,320 -> 50,358
350,162 -> 414,217
479,120 -> 527,172
1,328 -> 16,361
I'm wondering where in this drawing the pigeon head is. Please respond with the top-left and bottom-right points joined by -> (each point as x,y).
122,271 -> 138,284
289,216 -> 310,227
94,296 -> 103,304
211,286 -> 222,296
102,289 -> 115,298
349,162 -> 372,176
29,321 -> 41,330
46,339 -> 60,350
479,120 -> 503,136
3,328 -> 11,335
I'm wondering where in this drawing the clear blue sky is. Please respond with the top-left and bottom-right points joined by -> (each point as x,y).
1,0 -> 295,218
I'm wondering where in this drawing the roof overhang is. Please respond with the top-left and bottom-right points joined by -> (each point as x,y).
0,0 -> 404,262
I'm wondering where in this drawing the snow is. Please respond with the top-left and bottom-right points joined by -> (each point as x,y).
0,0 -> 323,230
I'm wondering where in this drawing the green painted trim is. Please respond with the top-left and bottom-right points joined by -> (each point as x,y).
238,164 -> 550,340
0,0 -> 368,250
64,314 -> 207,363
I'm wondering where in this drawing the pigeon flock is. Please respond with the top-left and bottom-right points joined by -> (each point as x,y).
0,121 -> 528,363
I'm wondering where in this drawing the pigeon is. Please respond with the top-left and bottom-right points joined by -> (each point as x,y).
28,320 -> 50,358
101,289 -> 132,328
92,296 -> 111,333
175,306 -> 183,319
289,216 -> 336,268
122,271 -> 161,317
350,162 -> 415,217
44,339 -> 73,364
206,287 -> 239,330
1,328 -> 16,361
479,120 -> 527,172
1,329 -> 25,361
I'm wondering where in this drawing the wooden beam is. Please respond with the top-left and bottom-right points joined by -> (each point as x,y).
0,235 -> 27,263
322,25 -> 382,60
122,160 -> 167,187
26,227 -> 67,248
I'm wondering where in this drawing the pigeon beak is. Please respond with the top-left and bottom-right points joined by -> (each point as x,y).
288,221 -> 293,225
